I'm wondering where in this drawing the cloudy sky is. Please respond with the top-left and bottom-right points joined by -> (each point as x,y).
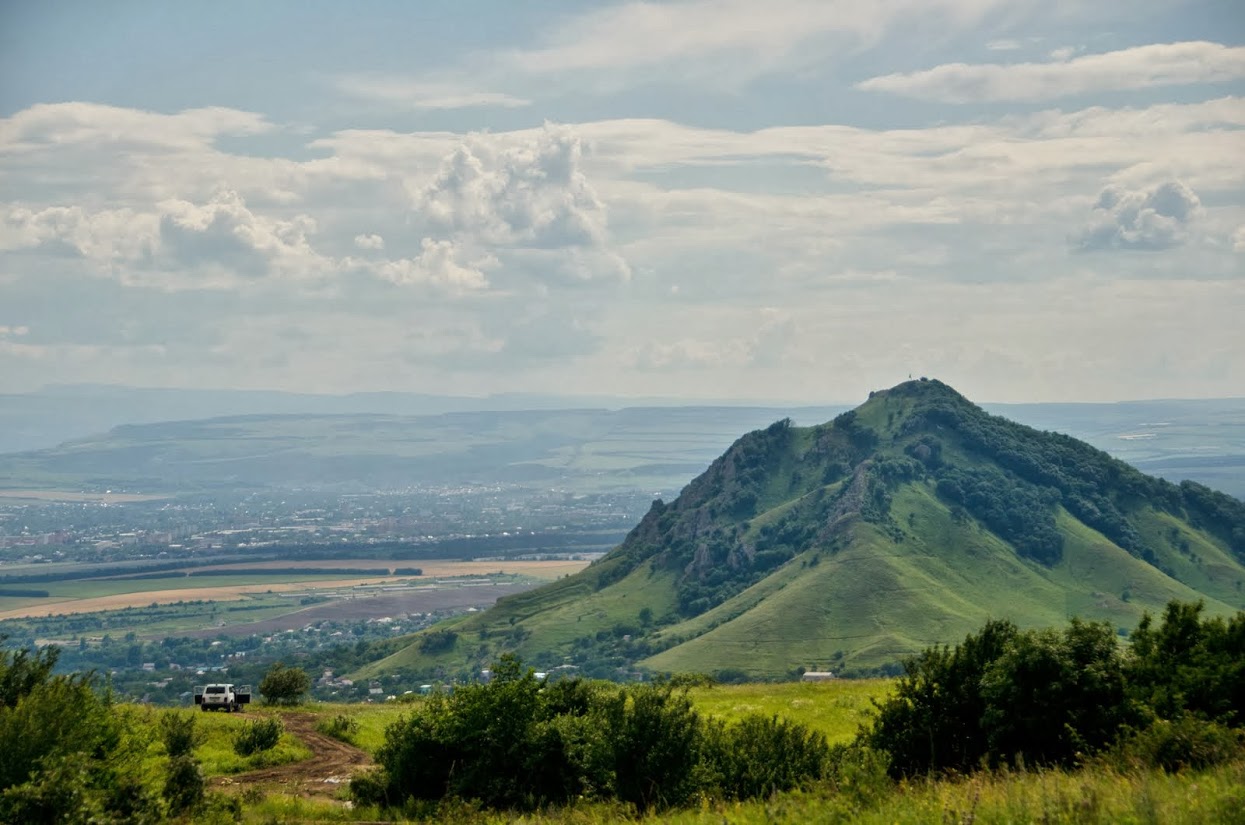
1,1 -> 1243,404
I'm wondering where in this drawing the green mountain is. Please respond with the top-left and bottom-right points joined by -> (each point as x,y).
358,379 -> 1245,681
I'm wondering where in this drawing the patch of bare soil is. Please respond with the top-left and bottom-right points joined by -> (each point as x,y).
212,713 -> 372,802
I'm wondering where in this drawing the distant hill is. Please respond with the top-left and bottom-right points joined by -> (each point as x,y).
1,393 -> 1243,498
357,379 -> 1245,681
0,405 -> 845,496
0,384 -> 742,454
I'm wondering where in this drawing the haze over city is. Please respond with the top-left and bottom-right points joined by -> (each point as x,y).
2,0 -> 1243,405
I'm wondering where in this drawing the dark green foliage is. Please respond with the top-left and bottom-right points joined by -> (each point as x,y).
867,601 -> 1244,779
899,379 -> 1178,561
980,619 -> 1135,764
0,642 -> 59,708
1126,600 -> 1245,724
866,619 -> 1019,775
232,717 -> 283,756
704,714 -> 830,800
603,682 -> 704,812
1179,480 -> 1245,559
0,644 -> 164,824
361,654 -> 827,814
935,466 -> 1063,564
1110,716 -> 1243,773
418,629 -> 458,654
163,753 -> 205,814
159,710 -> 204,758
258,662 -> 310,705
0,752 -> 99,825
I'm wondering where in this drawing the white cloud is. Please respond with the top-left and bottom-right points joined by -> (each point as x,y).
0,102 -> 272,154
419,126 -> 608,248
156,191 -> 324,280
506,0 -> 1014,78
368,238 -> 491,291
858,41 -> 1245,102
1073,180 -> 1203,251
1233,225 -> 1245,253
332,76 -> 530,109
0,326 -> 30,337
353,233 -> 385,250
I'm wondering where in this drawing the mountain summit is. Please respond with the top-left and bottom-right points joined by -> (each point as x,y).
362,379 -> 1245,680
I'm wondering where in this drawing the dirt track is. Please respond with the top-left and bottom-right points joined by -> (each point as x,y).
212,713 -> 373,801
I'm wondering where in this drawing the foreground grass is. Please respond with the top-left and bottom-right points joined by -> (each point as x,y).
232,760 -> 1244,824
187,707 -> 313,776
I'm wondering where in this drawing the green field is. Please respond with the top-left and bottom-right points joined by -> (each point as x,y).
0,571 -> 416,615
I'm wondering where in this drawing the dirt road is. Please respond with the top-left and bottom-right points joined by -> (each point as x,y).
212,713 -> 373,801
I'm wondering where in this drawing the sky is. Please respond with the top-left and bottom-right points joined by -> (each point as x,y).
1,1 -> 1243,405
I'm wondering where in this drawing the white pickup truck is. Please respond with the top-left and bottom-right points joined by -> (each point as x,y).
193,683 -> 252,712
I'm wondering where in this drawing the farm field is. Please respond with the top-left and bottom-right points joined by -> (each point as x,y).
0,557 -> 591,620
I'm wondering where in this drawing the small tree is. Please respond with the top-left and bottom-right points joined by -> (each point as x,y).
258,663 -> 310,706
159,711 -> 204,758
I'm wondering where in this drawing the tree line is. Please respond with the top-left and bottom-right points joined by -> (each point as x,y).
353,600 -> 1244,817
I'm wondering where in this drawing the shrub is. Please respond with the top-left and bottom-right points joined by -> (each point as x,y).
232,717 -> 283,757
603,682 -> 704,813
159,710 -> 204,758
163,754 -> 205,814
1110,717 -> 1243,773
316,713 -> 359,744
703,714 -> 830,800
362,656 -> 716,814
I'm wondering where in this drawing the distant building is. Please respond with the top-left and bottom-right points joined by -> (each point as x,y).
801,671 -> 835,682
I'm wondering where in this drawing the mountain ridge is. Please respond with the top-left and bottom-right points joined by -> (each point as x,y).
357,379 -> 1245,681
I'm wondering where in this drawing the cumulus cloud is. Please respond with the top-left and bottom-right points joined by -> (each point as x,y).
1074,180 -> 1203,251
353,233 -> 385,250
1,205 -> 157,264
369,238 -> 491,291
420,126 -> 607,247
415,125 -> 630,283
858,41 -> 1245,103
157,191 -> 322,278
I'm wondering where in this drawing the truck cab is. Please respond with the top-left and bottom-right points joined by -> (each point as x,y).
193,683 -> 251,712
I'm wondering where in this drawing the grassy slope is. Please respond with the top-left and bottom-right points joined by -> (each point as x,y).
356,560 -> 678,678
642,481 -> 1244,677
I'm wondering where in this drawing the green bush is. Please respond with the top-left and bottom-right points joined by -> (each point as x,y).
232,717 -> 283,757
316,713 -> 359,744
159,710 -> 204,758
163,753 -> 205,814
703,714 -> 830,800
1110,717 -> 1244,773
362,655 -> 832,815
